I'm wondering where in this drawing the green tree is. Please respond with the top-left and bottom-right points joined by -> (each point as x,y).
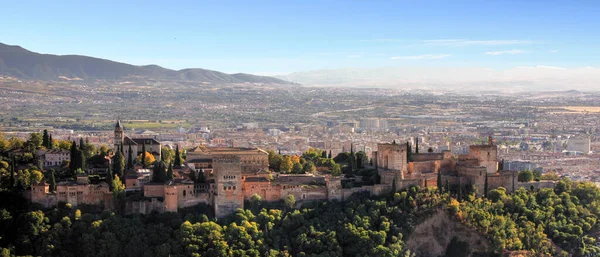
141,144 -> 147,168
112,174 -> 125,213
331,163 -> 342,176
49,170 -> 56,192
484,172 -> 489,198
127,143 -> 133,170
174,145 -> 181,167
152,161 -> 167,182
42,130 -> 49,148
406,142 -> 413,162
279,156 -> 294,173
518,170 -> 534,182
415,137 -> 419,153
328,150 -> 332,159
167,162 -> 174,181
284,194 -> 296,209
47,134 -> 53,149
292,162 -> 303,174
112,149 -> 125,178
303,161 -> 316,174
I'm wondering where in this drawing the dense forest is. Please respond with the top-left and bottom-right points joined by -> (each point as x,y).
1,178 -> 600,257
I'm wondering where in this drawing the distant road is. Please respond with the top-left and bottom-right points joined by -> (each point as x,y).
311,106 -> 378,118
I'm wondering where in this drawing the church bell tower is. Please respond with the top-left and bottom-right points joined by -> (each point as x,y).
114,120 -> 124,151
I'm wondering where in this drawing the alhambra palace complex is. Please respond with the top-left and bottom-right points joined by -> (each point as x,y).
32,122 -> 552,218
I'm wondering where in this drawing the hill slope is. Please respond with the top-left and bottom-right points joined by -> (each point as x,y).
0,43 -> 292,84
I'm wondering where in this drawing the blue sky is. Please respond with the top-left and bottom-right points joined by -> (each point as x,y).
2,0 -> 599,74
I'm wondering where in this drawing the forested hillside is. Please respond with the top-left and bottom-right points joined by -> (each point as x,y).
1,179 -> 600,256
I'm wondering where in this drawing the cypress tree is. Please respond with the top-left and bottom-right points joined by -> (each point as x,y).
141,143 -> 147,168
424,178 -> 428,188
328,150 -> 332,159
174,145 -> 181,167
79,137 -> 84,148
152,161 -> 166,182
127,143 -> 133,170
49,169 -> 56,192
113,148 -> 124,178
48,134 -> 53,149
120,141 -> 124,155
167,162 -> 174,181
445,180 -> 450,194
484,172 -> 489,198
78,148 -> 86,172
406,142 -> 412,162
415,137 -> 419,154
321,150 -> 327,158
70,141 -> 79,172
42,130 -> 49,148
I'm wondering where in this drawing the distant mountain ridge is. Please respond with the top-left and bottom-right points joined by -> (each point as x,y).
0,43 -> 292,84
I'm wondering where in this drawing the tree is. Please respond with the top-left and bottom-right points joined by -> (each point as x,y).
518,170 -> 534,182
161,146 -> 174,163
303,161 -> 316,174
112,149 -> 125,178
48,134 -> 53,149
484,172 -> 489,198
137,152 -> 156,168
42,130 -> 49,148
321,150 -> 327,159
279,156 -> 294,173
328,150 -> 332,159
152,161 -> 167,183
167,162 -> 174,181
141,144 -> 147,168
331,163 -> 342,176
112,175 -> 125,214
268,150 -> 283,172
174,145 -> 181,167
427,147 -> 433,153
406,142 -> 412,162
49,170 -> 56,192
415,137 -> 419,153
284,194 -> 296,209
249,194 -> 262,213
127,143 -> 133,170
292,162 -> 303,174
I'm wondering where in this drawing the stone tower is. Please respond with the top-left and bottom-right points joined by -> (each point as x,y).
114,120 -> 124,151
376,142 -> 407,189
213,156 -> 244,219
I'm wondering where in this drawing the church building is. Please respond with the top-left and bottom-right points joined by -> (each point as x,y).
114,120 -> 161,164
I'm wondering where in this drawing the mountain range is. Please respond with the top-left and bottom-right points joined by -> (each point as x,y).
0,43 -> 292,84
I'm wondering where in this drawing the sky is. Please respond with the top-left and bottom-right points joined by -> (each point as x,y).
2,0 -> 600,74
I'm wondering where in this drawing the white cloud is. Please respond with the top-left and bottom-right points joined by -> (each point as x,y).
390,54 -> 452,60
485,49 -> 528,55
424,39 -> 535,46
